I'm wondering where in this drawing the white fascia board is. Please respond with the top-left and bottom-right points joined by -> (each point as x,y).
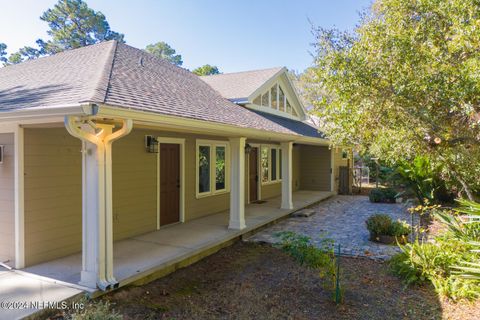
0,103 -> 96,122
247,67 -> 287,101
243,103 -> 301,121
280,72 -> 309,119
96,104 -> 331,146
229,98 -> 249,104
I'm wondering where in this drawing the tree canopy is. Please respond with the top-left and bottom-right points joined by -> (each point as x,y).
192,64 -> 220,76
306,0 -> 480,197
145,41 -> 183,66
0,43 -> 7,63
38,0 -> 124,54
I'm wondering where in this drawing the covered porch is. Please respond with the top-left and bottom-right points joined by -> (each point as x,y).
10,114 -> 340,292
22,190 -> 333,290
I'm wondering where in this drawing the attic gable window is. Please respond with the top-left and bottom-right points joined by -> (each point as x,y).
261,92 -> 269,107
270,85 -> 277,109
252,83 -> 298,117
279,86 -> 285,112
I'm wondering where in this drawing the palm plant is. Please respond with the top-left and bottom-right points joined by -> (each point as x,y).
438,199 -> 480,280
394,156 -> 441,205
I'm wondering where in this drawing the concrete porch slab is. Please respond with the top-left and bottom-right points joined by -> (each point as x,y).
2,190 -> 333,319
0,270 -> 83,320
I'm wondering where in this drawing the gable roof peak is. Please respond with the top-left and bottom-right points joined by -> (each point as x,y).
201,66 -> 285,78
200,66 -> 287,102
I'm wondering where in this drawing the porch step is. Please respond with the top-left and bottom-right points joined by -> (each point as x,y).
292,209 -> 316,217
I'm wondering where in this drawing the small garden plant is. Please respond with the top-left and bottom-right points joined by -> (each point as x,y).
365,214 -> 410,244
275,231 -> 344,304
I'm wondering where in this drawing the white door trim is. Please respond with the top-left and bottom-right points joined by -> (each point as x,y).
156,137 -> 185,229
247,144 -> 262,202
14,125 -> 24,268
330,147 -> 335,192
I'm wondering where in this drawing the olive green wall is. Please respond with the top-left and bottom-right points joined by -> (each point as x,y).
22,126 -> 332,266
299,145 -> 331,191
24,128 -> 82,266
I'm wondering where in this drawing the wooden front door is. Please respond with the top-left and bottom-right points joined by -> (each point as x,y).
249,147 -> 258,202
160,143 -> 180,226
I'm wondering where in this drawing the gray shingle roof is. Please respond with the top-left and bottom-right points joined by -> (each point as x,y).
253,111 -> 326,139
0,41 -> 115,111
0,41 -> 324,139
200,67 -> 283,101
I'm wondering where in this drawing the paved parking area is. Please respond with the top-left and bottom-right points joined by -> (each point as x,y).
247,195 -> 413,260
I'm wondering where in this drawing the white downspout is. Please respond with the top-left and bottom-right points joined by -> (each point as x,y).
65,116 -> 132,290
103,120 -> 132,288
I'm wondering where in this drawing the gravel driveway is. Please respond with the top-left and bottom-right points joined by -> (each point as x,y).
247,195 -> 413,260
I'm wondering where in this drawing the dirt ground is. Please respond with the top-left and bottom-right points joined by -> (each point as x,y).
78,242 -> 478,320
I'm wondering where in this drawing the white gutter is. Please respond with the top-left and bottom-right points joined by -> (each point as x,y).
64,116 -> 132,291
0,103 -> 97,122
96,104 -> 331,146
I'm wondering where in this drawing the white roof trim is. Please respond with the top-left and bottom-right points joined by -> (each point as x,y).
246,68 -> 308,120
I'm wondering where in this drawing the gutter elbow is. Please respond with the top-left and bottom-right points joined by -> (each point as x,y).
81,103 -> 100,116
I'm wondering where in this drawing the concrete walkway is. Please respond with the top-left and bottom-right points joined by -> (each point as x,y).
248,195 -> 412,260
0,269 -> 82,320
1,190 -> 333,319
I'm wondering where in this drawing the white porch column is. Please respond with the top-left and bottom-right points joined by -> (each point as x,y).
79,124 -> 112,290
229,137 -> 246,230
14,125 -> 25,269
281,142 -> 293,210
65,117 -> 132,290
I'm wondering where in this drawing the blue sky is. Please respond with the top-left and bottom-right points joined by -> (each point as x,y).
0,0 -> 371,73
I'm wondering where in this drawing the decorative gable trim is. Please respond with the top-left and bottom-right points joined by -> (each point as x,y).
246,69 -> 307,121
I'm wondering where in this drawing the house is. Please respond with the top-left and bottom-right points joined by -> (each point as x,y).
0,40 -> 352,291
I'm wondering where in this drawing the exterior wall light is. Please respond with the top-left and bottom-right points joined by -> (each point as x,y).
244,143 -> 252,154
145,135 -> 159,153
0,145 -> 4,164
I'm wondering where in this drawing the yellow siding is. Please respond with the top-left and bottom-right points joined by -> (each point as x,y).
299,145 -> 331,191
112,129 -> 231,241
112,129 -> 157,240
0,133 -> 15,266
261,182 -> 281,199
23,126 -> 334,266
24,128 -> 82,266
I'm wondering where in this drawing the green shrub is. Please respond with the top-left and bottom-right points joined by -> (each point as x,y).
368,188 -> 397,203
275,231 -> 344,303
366,214 -> 410,237
369,188 -> 384,203
390,200 -> 480,300
366,214 -> 392,235
391,220 -> 411,237
275,231 -> 334,271
382,188 -> 397,202
392,156 -> 454,205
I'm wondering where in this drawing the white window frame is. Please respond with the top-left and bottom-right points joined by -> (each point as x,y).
196,139 -> 230,198
260,144 -> 282,185
253,82 -> 296,118
0,145 -> 4,164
